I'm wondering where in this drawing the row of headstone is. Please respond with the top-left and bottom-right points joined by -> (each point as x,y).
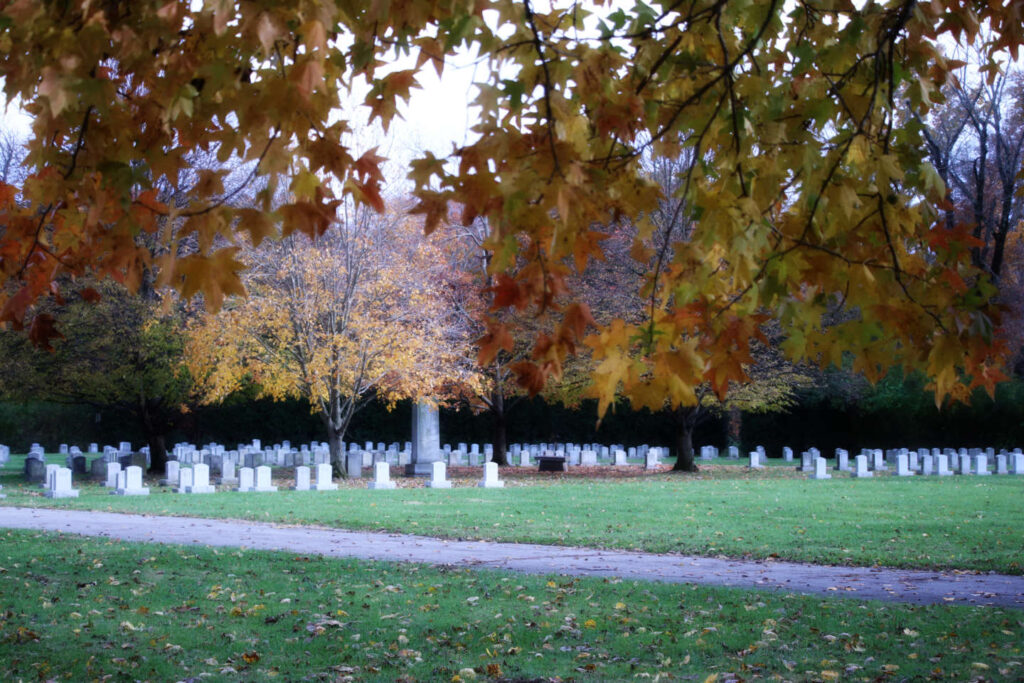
811,449 -> 1024,479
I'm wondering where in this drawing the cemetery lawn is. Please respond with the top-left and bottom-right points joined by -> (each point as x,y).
3,459 -> 1023,575
2,529 -> 1021,681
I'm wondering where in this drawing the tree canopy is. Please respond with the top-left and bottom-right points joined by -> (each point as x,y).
1,0 -> 1021,412
185,198 -> 471,473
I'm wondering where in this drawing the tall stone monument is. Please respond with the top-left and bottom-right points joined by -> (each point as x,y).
405,399 -> 441,476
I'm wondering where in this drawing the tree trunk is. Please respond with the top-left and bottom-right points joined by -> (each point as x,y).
323,392 -> 356,478
139,400 -> 169,474
671,406 -> 699,473
147,433 -> 168,474
727,407 -> 741,449
326,423 -> 347,477
490,387 -> 509,466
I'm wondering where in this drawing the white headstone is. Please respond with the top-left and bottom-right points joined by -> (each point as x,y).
921,454 -> 935,476
974,454 -> 990,476
46,467 -> 79,498
613,449 -> 627,466
237,467 -> 255,492
996,453 -> 1008,475
188,463 -> 216,493
253,465 -> 277,492
368,461 -> 396,490
644,448 -> 660,470
426,460 -> 451,488
115,465 -> 150,496
870,450 -> 885,471
782,446 -> 793,462
799,451 -> 814,472
518,450 -> 531,467
748,451 -> 764,469
935,454 -> 952,476
835,449 -> 849,471
42,463 -> 61,489
104,462 -> 122,487
811,456 -> 831,479
580,450 -> 597,466
896,453 -> 912,477
293,465 -> 311,491
308,463 -> 336,490
160,460 -> 180,487
727,445 -> 739,459
478,461 -> 504,488
1012,453 -> 1024,475
853,454 -> 872,478
176,467 -> 194,493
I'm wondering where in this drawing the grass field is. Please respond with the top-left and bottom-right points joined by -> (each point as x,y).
1,529 -> 1021,681
3,454 -> 1023,574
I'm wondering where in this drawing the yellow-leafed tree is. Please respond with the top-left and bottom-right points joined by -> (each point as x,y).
187,200 -> 470,475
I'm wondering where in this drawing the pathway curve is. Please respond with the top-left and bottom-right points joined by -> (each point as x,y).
3,507 -> 1023,610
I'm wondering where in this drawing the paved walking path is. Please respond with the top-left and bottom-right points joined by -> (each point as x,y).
3,507 -> 1023,610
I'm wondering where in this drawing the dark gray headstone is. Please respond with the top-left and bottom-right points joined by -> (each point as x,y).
71,455 -> 87,475
89,456 -> 108,480
24,458 -> 47,482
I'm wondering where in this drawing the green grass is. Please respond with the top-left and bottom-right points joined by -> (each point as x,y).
1,529 -> 1021,681
3,454 -> 1023,574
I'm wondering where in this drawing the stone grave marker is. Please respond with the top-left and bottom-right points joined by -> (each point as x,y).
89,456 -> 108,481
871,450 -> 885,471
478,461 -> 504,488
644,448 -> 660,470
996,454 -> 1008,475
368,462 -> 396,490
921,454 -> 934,476
1011,453 -> 1024,475
253,465 -> 277,492
311,463 -> 338,491
160,460 -> 180,487
45,467 -> 79,498
176,467 -> 194,493
189,463 -> 217,493
749,451 -> 764,469
958,456 -> 972,476
974,455 -> 991,476
426,460 -> 451,489
24,457 -> 47,483
346,450 -> 362,478
799,451 -> 814,472
853,454 -> 872,477
236,467 -> 255,492
936,454 -> 953,476
293,465 -> 311,491
812,457 -> 831,479
220,459 -> 238,485
41,463 -> 60,488
613,449 -> 627,466
835,449 -> 850,471
580,450 -> 597,466
115,465 -> 150,495
896,453 -> 913,476
782,446 -> 793,462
